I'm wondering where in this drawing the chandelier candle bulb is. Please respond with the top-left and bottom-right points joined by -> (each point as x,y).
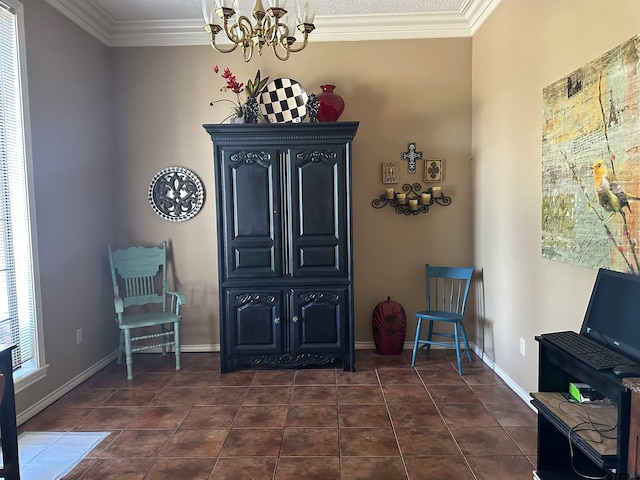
432,186 -> 442,197
421,193 -> 431,204
296,0 -> 316,23
385,188 -> 395,199
409,199 -> 419,211
396,193 -> 406,204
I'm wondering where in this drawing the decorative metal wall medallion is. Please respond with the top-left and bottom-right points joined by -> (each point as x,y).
148,166 -> 205,222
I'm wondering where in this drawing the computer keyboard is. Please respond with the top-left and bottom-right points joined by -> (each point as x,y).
541,330 -> 636,370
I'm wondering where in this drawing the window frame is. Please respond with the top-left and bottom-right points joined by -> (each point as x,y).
1,0 -> 47,392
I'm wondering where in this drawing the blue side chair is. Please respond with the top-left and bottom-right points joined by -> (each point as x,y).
411,265 -> 474,375
108,241 -> 186,380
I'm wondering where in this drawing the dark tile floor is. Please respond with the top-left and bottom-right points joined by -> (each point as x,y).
19,349 -> 538,480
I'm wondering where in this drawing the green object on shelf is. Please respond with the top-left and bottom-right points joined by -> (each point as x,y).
569,382 -> 605,402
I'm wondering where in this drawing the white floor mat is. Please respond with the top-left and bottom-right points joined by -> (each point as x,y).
4,431 -> 109,480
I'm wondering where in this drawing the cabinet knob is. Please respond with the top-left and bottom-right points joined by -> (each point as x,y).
274,317 -> 280,325
292,316 -> 299,323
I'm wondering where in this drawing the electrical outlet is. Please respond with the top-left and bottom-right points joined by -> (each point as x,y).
519,337 -> 526,356
76,328 -> 83,345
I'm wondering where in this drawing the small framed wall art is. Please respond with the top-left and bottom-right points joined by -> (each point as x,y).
382,161 -> 399,184
424,159 -> 443,183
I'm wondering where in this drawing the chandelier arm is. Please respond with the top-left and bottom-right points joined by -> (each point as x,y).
211,38 -> 239,54
262,16 -> 278,44
272,39 -> 291,61
228,16 -> 255,62
204,24 -> 239,54
285,23 -> 315,53
285,34 -> 309,53
242,42 -> 254,62
223,15 -> 251,45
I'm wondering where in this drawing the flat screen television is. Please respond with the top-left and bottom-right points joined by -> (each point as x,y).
581,267 -> 640,362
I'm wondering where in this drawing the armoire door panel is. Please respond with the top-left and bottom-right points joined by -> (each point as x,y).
226,290 -> 281,355
295,160 -> 337,236
221,148 -> 281,279
299,246 -> 339,269
234,248 -> 275,273
289,147 -> 347,277
291,289 -> 346,352
232,168 -> 272,237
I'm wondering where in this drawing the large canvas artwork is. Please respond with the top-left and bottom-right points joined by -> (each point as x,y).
542,34 -> 640,274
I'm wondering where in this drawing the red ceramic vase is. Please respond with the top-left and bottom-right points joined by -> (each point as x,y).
372,297 -> 406,355
317,84 -> 345,122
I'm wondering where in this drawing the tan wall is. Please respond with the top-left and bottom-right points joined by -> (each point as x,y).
16,0 -> 118,413
16,0 -> 640,422
112,38 -> 473,350
473,0 -> 640,393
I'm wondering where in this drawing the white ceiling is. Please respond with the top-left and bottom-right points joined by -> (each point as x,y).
42,0 -> 501,47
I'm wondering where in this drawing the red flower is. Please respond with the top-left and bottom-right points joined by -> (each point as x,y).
210,66 -> 268,123
214,65 -> 244,94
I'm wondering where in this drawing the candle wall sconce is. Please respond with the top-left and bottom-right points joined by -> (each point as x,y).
372,183 -> 451,215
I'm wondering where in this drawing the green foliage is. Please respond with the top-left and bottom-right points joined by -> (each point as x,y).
246,70 -> 270,97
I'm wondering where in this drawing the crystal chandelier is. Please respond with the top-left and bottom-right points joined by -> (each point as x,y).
201,0 -> 316,62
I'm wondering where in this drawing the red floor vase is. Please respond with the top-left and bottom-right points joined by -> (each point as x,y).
317,84 -> 345,122
372,297 -> 407,355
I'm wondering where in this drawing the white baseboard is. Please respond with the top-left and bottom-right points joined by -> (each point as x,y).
17,352 -> 118,426
469,344 -> 536,411
359,340 -> 535,411
180,344 -> 220,352
354,341 -> 376,349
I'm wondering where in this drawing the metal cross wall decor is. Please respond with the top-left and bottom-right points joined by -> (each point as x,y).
401,142 -> 423,174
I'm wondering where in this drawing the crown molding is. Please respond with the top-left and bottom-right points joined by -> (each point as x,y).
42,0 -> 502,47
464,0 -> 502,33
42,0 -> 112,45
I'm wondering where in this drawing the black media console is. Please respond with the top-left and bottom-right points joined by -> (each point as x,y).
533,335 -> 631,479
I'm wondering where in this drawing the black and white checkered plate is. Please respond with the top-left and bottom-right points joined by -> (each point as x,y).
258,77 -> 308,124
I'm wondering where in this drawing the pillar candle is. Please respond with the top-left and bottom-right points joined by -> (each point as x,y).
432,186 -> 442,197
396,193 -> 406,204
384,188 -> 395,199
409,199 -> 418,211
421,193 -> 431,204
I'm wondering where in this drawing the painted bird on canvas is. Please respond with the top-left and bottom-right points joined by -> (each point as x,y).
592,159 -> 632,222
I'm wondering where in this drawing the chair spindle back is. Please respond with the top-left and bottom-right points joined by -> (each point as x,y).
109,242 -> 169,312
426,265 -> 473,315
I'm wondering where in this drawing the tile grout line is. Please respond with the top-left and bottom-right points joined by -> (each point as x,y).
334,367 -> 344,480
208,371 -> 255,479
468,381 -> 537,466
377,367 -> 412,480
26,353 -> 538,479
416,362 -> 480,480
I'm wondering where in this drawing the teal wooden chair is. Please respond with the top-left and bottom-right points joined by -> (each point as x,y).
411,265 -> 474,375
108,241 -> 186,380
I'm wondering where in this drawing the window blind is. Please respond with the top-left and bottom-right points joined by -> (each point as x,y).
0,0 -> 37,370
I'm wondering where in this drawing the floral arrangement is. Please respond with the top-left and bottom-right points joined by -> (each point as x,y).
210,66 -> 269,123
